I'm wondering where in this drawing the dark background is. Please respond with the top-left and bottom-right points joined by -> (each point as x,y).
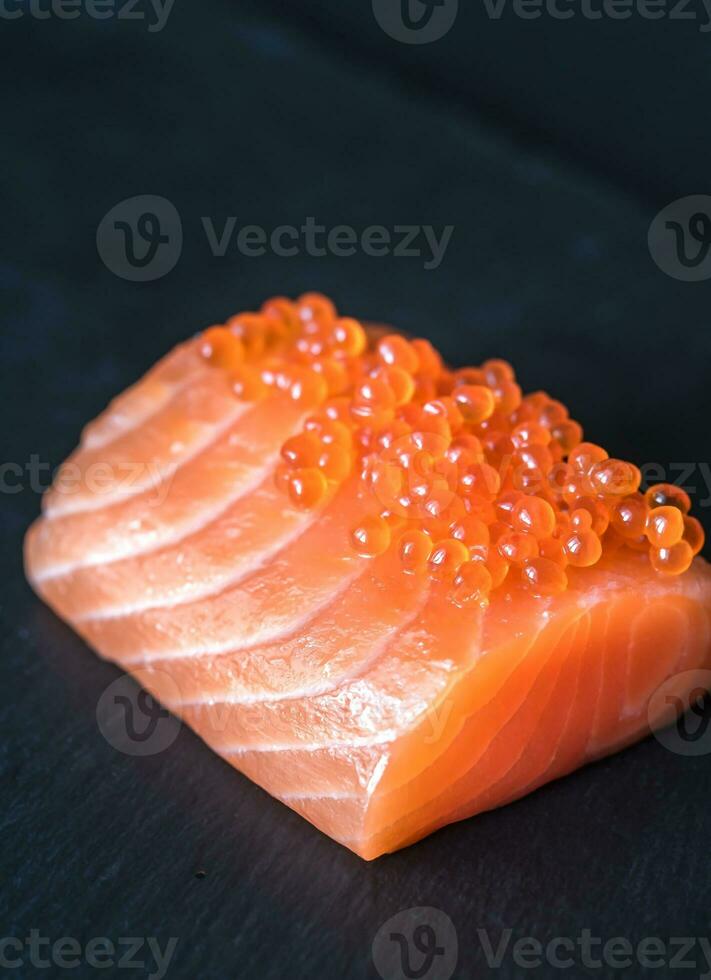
1,1 -> 711,977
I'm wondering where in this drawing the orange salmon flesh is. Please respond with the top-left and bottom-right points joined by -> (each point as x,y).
24,302 -> 711,859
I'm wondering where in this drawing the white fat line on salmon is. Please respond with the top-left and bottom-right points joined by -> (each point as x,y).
80,345 -> 205,452
31,450 -> 278,583
119,564 -> 364,665
73,477 -> 324,620
0,932 -> 177,979
223,733 -> 397,753
125,575 -> 429,721
477,928 -> 711,976
44,397 -> 247,518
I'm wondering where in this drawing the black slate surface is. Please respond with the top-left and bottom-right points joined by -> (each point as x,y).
1,2 -> 711,978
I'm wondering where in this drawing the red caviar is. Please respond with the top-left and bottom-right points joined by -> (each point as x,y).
197,294 -> 705,603
646,506 -> 685,549
398,529 -> 433,573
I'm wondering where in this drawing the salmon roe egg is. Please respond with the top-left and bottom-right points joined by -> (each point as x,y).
428,538 -> 470,581
383,367 -> 415,406
411,338 -> 442,377
483,358 -> 515,386
497,531 -> 538,564
511,496 -> 557,539
377,334 -> 420,374
200,326 -> 245,371
650,540 -> 694,575
610,494 -> 648,539
569,442 -> 608,476
288,366 -> 328,407
287,467 -> 328,509
451,560 -> 492,607
589,459 -> 641,497
318,445 -> 352,482
570,507 -> 593,531
646,504 -> 684,548
564,529 -> 602,567
281,431 -> 321,468
297,292 -> 336,327
493,381 -> 522,415
350,515 -> 391,558
261,295 -> 300,333
644,483 -> 692,514
312,357 -> 350,396
231,366 -> 267,401
331,317 -> 367,357
552,420 -> 583,454
304,416 -> 353,449
646,505 -> 685,549
453,385 -> 496,425
511,423 -> 551,448
521,557 -> 568,596
398,529 -> 433,573
539,535 -> 568,566
449,516 -> 490,552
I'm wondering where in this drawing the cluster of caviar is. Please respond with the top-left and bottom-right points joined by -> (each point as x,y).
198,293 -> 705,605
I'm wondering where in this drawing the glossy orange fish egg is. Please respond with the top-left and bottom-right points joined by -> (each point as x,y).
497,531 -> 539,564
318,445 -> 353,482
398,529 -> 433,573
589,459 -> 641,497
297,292 -> 337,328
330,317 -> 367,357
451,560 -> 493,607
410,338 -> 442,377
485,547 -> 510,588
539,535 -> 568,566
453,385 -> 496,425
644,483 -> 692,515
511,496 -> 557,539
493,381 -> 522,415
521,557 -> 568,596
428,538 -> 470,581
511,422 -> 551,448
287,467 -> 328,509
231,366 -> 267,401
281,431 -> 322,468
646,505 -> 685,549
200,326 -> 246,371
650,540 -> 694,575
564,529 -> 602,567
483,358 -> 515,386
449,516 -> 490,552
383,366 -> 416,406
569,442 -> 609,476
610,494 -> 648,539
350,515 -> 392,558
377,334 -> 420,374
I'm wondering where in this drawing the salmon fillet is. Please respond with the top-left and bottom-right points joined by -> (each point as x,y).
24,296 -> 711,859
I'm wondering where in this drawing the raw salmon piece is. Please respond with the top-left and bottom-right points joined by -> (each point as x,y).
24,298 -> 711,859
